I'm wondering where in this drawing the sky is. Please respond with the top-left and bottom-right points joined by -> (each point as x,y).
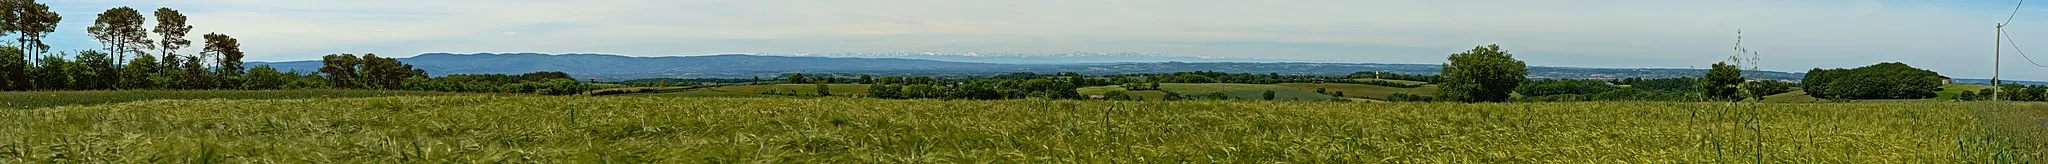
33,0 -> 2048,80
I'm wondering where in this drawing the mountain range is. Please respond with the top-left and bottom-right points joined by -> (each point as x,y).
247,53 -> 2027,84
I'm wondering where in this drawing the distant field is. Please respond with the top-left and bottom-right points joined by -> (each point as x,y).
2,97 -> 2041,162
1350,78 -> 1429,85
1761,90 -> 1824,103
1155,83 -> 1333,100
1273,83 -> 1439,101
710,84 -> 872,97
0,89 -> 473,109
1077,86 -> 1170,100
1937,84 -> 1995,100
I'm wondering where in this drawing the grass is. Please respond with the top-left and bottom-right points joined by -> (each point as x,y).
1937,84 -> 1995,100
1273,83 -> 1440,100
1155,83 -> 1332,100
0,89 -> 471,109
2,95 -> 2044,162
710,84 -> 871,97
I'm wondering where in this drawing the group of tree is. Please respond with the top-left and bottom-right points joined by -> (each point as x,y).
1959,84 -> 2048,102
1801,62 -> 1942,100
401,71 -> 595,95
867,75 -> 1084,100
0,4 -> 255,91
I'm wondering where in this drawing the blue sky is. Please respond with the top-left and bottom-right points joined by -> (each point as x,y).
33,0 -> 2048,80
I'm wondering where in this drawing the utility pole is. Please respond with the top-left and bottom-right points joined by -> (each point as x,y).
1996,23 -> 2005,102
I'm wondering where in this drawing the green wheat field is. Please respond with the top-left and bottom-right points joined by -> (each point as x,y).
3,93 -> 2045,163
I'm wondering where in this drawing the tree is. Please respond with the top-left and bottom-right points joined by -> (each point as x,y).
29,55 -> 66,90
120,52 -> 156,89
72,50 -> 115,90
1740,80 -> 1792,99
179,55 -> 208,89
1800,68 -> 1836,99
1262,90 -> 1277,100
1315,87 -> 1327,94
859,75 -> 873,84
358,54 -> 414,89
152,8 -> 191,73
319,54 -> 360,88
88,7 -> 151,72
1437,44 -> 1527,102
0,46 -> 23,90
7,0 -> 60,61
1805,62 -> 1941,100
1700,62 -> 1743,101
788,73 -> 806,84
1333,91 -> 1346,97
1961,90 -> 1980,101
816,82 -> 831,96
203,33 -> 241,77
243,65 -> 287,90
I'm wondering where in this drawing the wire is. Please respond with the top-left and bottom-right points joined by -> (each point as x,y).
2011,0 -> 2029,24
2000,28 -> 2048,67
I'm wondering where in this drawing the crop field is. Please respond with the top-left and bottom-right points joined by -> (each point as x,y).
0,90 -> 473,109
3,95 -> 2044,163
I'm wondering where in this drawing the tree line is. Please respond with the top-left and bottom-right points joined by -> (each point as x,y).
0,3 -> 252,91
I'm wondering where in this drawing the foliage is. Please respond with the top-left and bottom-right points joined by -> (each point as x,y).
401,72 -> 596,95
1437,44 -> 1527,102
1631,77 -> 1699,92
152,7 -> 192,73
242,65 -> 289,90
1803,62 -> 1941,100
1700,62 -> 1742,101
1516,79 -> 1617,97
203,33 -> 242,76
1741,80 -> 1793,99
87,6 -> 151,65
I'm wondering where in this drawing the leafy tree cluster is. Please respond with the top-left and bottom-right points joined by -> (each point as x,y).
1801,62 -> 1941,100
1516,79 -> 1617,97
0,5 -> 250,91
402,72 -> 595,95
317,53 -> 424,90
1437,44 -> 1527,102
1740,80 -> 1793,99
1962,84 -> 2048,101
868,75 -> 1084,100
1699,62 -> 1744,101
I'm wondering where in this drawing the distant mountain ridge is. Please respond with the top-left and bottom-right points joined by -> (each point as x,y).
780,52 -> 1306,64
246,53 -> 2019,84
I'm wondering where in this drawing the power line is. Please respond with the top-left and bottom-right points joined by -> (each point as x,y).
2011,0 -> 2029,24
2000,28 -> 2048,67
